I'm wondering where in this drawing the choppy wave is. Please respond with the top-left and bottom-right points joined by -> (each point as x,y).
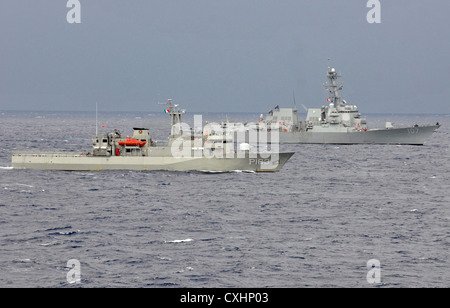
199,169 -> 256,174
0,112 -> 448,288
165,238 -> 194,243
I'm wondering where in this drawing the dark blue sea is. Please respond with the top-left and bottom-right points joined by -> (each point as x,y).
0,111 -> 448,288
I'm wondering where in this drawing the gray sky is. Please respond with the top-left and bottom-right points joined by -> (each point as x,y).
1,0 -> 449,114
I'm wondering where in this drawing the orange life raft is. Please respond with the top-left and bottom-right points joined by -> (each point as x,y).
118,137 -> 147,147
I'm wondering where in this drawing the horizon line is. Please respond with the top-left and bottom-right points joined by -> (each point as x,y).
0,109 -> 449,116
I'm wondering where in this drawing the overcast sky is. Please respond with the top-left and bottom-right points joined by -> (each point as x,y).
1,0 -> 449,114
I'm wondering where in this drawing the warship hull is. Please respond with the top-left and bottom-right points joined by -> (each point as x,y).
278,125 -> 439,145
258,65 -> 440,145
11,152 -> 294,172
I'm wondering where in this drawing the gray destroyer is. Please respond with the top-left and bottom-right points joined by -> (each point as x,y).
12,100 -> 294,172
260,66 -> 440,145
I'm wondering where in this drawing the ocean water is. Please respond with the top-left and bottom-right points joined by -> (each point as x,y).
0,111 -> 448,288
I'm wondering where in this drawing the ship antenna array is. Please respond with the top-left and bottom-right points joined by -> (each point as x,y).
158,99 -> 186,136
158,99 -> 186,115
323,61 -> 343,108
96,102 -> 98,136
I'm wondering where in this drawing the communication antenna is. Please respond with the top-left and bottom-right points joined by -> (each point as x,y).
292,90 -> 297,107
95,102 -> 98,136
158,99 -> 186,136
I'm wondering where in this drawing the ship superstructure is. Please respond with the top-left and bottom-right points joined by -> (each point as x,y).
259,65 -> 440,145
12,100 -> 294,172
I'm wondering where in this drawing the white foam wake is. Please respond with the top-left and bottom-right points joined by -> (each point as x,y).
165,238 -> 193,243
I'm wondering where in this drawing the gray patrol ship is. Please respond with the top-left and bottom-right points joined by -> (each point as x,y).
259,65 -> 440,145
12,100 -> 294,172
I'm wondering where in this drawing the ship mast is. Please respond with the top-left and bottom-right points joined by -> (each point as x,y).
158,99 -> 186,137
323,61 -> 344,108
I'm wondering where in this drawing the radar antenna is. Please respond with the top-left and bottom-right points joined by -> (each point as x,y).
323,61 -> 344,108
